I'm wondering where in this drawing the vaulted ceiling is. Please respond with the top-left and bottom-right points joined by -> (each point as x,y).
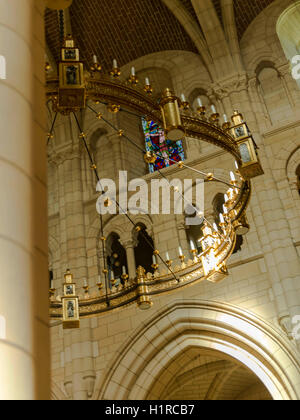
45,0 -> 275,70
149,348 -> 273,400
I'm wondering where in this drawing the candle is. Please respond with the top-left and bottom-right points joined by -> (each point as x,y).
230,171 -> 236,182
213,223 -> 218,232
83,279 -> 88,287
131,66 -> 136,77
181,94 -> 186,103
166,252 -> 170,261
93,55 -> 98,64
223,204 -> 228,214
113,59 -> 118,69
50,280 -> 54,290
223,114 -> 228,123
211,105 -> 217,114
145,77 -> 150,86
197,97 -> 203,107
110,270 -> 115,281
179,246 -> 183,257
190,240 -> 196,251
224,194 -> 229,203
152,255 -> 157,265
122,266 -> 127,275
220,213 -> 225,224
235,161 -> 239,170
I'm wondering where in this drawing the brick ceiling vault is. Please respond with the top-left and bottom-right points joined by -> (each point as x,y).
45,0 -> 276,69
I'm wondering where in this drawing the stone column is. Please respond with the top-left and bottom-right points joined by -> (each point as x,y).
56,144 -> 97,400
0,0 -> 50,399
120,238 -> 137,281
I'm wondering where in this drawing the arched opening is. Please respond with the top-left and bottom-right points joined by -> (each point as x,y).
106,232 -> 128,285
153,348 -> 272,400
97,301 -> 300,401
188,88 -> 211,110
277,1 -> 300,88
134,223 -> 154,274
136,66 -> 174,101
256,65 -> 292,124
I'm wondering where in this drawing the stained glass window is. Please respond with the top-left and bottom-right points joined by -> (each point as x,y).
142,118 -> 185,173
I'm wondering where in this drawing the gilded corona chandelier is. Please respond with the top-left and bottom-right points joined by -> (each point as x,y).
46,33 -> 264,329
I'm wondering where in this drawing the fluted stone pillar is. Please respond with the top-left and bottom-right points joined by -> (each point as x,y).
0,0 -> 50,399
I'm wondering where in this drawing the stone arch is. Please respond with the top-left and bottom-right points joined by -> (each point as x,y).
94,300 -> 300,400
273,139 -> 300,182
276,1 -> 300,64
122,50 -> 210,93
286,148 -> 300,210
254,61 -> 292,124
287,147 -> 300,183
246,52 -> 281,79
241,0 -> 294,75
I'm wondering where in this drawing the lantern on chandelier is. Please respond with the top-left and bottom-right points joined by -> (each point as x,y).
160,88 -> 185,141
229,111 -> 264,180
62,269 -> 80,329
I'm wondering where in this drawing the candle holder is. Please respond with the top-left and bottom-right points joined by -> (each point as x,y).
128,75 -> 138,85
191,249 -> 198,263
219,220 -> 227,232
151,263 -> 159,277
110,278 -> 117,287
197,106 -> 206,118
179,255 -> 186,269
180,100 -> 190,111
166,260 -> 173,271
144,84 -> 153,95
83,285 -> 89,298
121,273 -> 129,286
97,282 -> 103,293
230,178 -> 238,187
110,67 -> 121,78
90,63 -> 102,72
210,113 -> 220,124
222,121 -> 231,130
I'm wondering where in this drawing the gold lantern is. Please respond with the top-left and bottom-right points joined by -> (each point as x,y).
230,111 -> 264,179
62,269 -> 80,329
206,262 -> 229,284
233,213 -> 250,236
160,88 -> 185,141
136,266 -> 153,310
58,36 -> 86,111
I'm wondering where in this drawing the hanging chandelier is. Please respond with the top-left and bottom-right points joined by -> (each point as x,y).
46,36 -> 264,329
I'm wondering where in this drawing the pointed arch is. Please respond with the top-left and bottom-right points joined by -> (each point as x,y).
93,300 -> 300,400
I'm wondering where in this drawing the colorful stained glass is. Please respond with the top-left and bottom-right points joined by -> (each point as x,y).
142,118 -> 185,173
